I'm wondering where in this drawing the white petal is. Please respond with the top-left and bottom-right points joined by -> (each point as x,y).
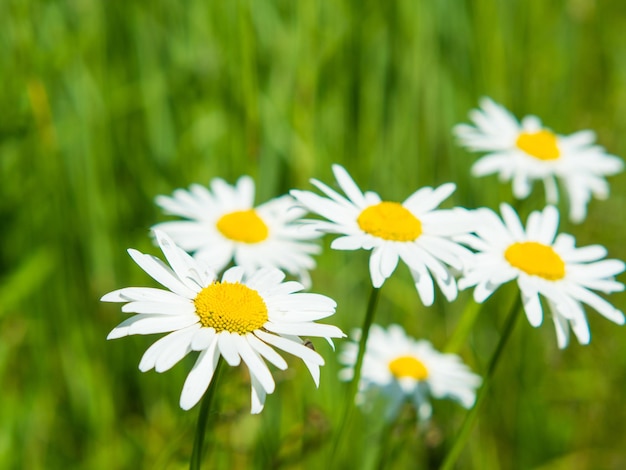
411,267 -> 435,306
101,287 -> 184,303
236,175 -> 256,207
233,334 -> 275,393
567,284 -> 625,324
570,312 -> 591,345
561,245 -> 607,263
332,164 -> 367,207
191,327 -> 217,351
139,324 -> 200,371
154,230 -> 204,289
179,340 -> 220,410
245,268 -> 286,292
473,280 -> 500,303
538,206 -> 559,244
250,374 -> 267,414
379,245 -> 400,279
499,204 -> 526,240
369,246 -> 386,288
264,321 -> 344,338
331,235 -> 368,250
121,301 -> 195,315
246,333 -> 288,370
107,314 -> 199,339
518,278 -> 543,327
550,307 -> 570,349
254,330 -> 324,366
217,332 -> 241,366
127,249 -> 197,298
221,266 -> 246,283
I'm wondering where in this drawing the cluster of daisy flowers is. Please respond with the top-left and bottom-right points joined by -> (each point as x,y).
102,179 -> 344,414
101,96 -> 624,455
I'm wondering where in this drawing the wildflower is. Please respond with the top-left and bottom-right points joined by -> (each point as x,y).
102,231 -> 344,413
339,324 -> 481,421
458,204 -> 625,348
290,164 -> 474,306
454,97 -> 623,223
153,176 -> 321,286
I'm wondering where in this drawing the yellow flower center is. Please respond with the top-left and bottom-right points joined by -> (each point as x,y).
216,209 -> 269,243
193,282 -> 268,334
504,241 -> 565,280
515,129 -> 560,161
357,202 -> 422,241
388,355 -> 429,380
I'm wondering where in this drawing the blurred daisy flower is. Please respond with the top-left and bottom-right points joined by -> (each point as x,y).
102,231 -> 344,413
153,176 -> 321,287
454,97 -> 623,223
339,324 -> 481,421
458,204 -> 625,348
290,164 -> 474,306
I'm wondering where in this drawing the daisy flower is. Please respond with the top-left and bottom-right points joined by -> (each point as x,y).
454,97 -> 623,223
102,231 -> 345,413
153,176 -> 321,287
458,204 -> 625,348
290,164 -> 474,306
339,324 -> 481,421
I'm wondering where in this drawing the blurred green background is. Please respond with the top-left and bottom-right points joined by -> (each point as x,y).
2,0 -> 626,468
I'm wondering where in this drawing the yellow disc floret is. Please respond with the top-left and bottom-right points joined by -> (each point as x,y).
216,209 -> 269,243
388,355 -> 429,380
357,202 -> 422,241
194,282 -> 268,334
504,241 -> 566,280
515,130 -> 560,161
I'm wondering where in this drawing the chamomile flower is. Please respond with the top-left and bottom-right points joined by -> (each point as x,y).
454,97 -> 623,223
290,164 -> 474,306
458,204 -> 625,348
153,176 -> 321,287
339,324 -> 481,421
102,231 -> 344,413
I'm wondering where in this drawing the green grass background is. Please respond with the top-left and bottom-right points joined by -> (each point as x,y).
2,0 -> 626,468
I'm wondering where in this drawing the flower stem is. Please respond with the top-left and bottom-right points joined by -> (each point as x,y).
189,357 -> 224,470
331,286 -> 381,460
444,299 -> 482,354
348,286 -> 381,401
439,295 -> 522,470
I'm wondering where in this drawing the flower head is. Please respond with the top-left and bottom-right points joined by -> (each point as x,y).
454,97 -> 623,223
153,176 -> 321,287
458,204 -> 625,348
290,164 -> 475,306
339,324 -> 481,421
102,231 -> 345,413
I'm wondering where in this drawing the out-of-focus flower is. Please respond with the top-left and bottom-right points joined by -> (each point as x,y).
153,176 -> 321,287
339,324 -> 481,421
454,97 -> 623,223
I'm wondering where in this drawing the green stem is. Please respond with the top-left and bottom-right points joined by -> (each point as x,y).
444,300 -> 482,354
439,295 -> 522,470
331,286 -> 381,460
348,286 -> 381,401
189,357 -> 224,470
